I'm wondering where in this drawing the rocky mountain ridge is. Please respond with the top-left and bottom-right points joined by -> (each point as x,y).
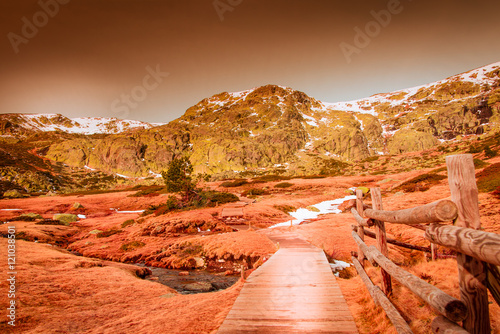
1,62 -> 499,193
0,113 -> 164,136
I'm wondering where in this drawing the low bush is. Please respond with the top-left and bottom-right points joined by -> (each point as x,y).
121,219 -> 135,228
127,185 -> 165,197
35,219 -> 67,226
476,163 -> 500,192
12,213 -> 42,221
142,190 -> 239,216
252,175 -> 290,182
220,179 -> 249,187
468,144 -> 482,154
484,146 -> 498,159
473,158 -> 489,169
273,204 -> 296,214
299,175 -> 326,179
274,182 -> 293,189
120,241 -> 145,252
243,188 -> 267,196
96,229 -> 122,238
396,173 -> 447,193
201,191 -> 239,206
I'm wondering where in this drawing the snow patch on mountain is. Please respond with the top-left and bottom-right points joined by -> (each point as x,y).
9,114 -> 164,135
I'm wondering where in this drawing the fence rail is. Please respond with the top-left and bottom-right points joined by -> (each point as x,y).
349,154 -> 499,334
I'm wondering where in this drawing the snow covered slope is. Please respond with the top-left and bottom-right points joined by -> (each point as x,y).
0,113 -> 164,136
320,61 -> 500,116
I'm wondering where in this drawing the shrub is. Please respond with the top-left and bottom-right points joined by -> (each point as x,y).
36,219 -> 67,226
396,173 -> 447,193
362,156 -> 379,163
121,219 -> 135,228
128,185 -> 165,197
243,188 -> 267,196
120,241 -> 145,252
299,175 -> 326,179
166,195 -> 180,210
484,146 -> 498,159
220,179 -> 248,187
274,182 -> 293,188
96,229 -> 122,238
476,163 -> 500,192
468,144 -> 482,154
201,191 -> 239,206
473,158 -> 489,169
273,204 -> 296,214
12,213 -> 43,221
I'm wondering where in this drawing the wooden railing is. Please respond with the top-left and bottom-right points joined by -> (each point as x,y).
350,154 -> 500,334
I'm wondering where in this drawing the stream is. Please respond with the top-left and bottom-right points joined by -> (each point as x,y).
137,265 -> 239,294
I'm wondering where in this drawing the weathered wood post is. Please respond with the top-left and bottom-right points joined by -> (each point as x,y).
371,187 -> 392,295
356,189 -> 365,264
446,154 -> 490,334
431,242 -> 437,261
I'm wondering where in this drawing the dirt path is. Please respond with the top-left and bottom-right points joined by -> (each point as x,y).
217,231 -> 359,333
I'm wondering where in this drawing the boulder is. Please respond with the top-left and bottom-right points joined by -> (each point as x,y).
193,257 -> 206,268
72,202 -> 84,209
53,214 -> 78,225
3,189 -> 25,198
184,282 -> 213,292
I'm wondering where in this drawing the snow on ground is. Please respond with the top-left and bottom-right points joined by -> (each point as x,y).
270,195 -> 356,228
302,114 -> 318,127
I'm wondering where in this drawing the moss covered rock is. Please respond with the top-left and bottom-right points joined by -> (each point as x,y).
53,214 -> 78,225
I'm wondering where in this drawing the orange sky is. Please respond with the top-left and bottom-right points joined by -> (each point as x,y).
1,0 -> 500,123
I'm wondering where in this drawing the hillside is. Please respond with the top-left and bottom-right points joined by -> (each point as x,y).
1,62 -> 500,193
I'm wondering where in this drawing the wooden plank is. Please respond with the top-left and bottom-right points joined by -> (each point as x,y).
446,154 -> 490,334
425,224 -> 500,266
352,257 -> 413,334
217,232 -> 358,333
371,187 -> 392,295
364,199 -> 458,225
352,231 -> 467,322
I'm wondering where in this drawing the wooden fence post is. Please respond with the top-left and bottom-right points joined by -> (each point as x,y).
431,242 -> 437,261
356,189 -> 365,264
446,154 -> 490,334
371,187 -> 392,295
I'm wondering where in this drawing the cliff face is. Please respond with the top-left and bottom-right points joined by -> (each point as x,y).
1,62 -> 500,189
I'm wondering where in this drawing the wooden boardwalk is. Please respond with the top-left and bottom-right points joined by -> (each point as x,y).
217,232 -> 358,333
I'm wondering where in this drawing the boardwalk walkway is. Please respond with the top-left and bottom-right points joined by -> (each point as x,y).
217,231 -> 358,333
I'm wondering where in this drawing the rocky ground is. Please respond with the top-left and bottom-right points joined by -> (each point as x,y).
1,155 -> 500,333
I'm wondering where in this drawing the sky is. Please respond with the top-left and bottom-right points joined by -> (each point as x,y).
1,0 -> 500,123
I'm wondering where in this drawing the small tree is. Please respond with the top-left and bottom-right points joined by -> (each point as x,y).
162,157 -> 195,193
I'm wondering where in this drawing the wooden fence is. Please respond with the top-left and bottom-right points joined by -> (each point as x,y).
350,154 -> 500,334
